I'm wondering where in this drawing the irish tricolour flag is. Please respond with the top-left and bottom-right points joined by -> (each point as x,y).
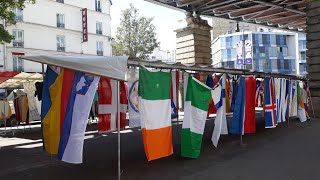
139,66 -> 173,161
181,75 -> 220,158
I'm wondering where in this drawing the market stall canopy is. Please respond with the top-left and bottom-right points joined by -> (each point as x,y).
0,72 -> 43,89
146,0 -> 307,32
21,55 -> 128,81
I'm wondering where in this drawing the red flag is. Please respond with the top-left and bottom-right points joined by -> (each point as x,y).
244,76 -> 256,133
98,78 -> 127,132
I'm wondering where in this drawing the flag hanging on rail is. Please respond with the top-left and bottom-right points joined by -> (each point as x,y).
97,77 -> 127,132
206,75 -> 217,115
171,70 -> 179,119
139,66 -> 173,161
181,75 -> 216,158
297,81 -> 307,122
211,74 -> 228,147
128,68 -> 140,127
264,77 -> 277,128
289,80 -> 298,117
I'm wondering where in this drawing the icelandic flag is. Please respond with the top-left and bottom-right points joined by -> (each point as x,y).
264,77 -> 277,128
58,72 -> 100,164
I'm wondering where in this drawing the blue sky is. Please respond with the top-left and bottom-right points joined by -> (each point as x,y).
110,0 -> 185,50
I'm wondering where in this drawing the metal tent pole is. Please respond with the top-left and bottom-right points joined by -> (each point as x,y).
4,96 -> 7,135
117,80 -> 121,180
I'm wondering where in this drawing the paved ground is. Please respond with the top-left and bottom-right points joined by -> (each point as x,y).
0,114 -> 319,180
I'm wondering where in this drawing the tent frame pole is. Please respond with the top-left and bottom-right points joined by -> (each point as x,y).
117,80 -> 121,180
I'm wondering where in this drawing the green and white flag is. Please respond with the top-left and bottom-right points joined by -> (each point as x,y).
181,75 -> 220,158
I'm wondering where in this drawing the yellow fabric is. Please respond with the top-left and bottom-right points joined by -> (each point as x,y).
43,70 -> 64,155
21,96 -> 28,122
0,101 -> 12,120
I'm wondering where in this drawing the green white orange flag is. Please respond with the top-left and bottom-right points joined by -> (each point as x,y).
181,75 -> 220,158
139,66 -> 173,161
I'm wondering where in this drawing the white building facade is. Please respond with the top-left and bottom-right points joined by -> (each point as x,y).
1,0 -> 112,72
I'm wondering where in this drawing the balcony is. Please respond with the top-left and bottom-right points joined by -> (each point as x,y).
96,30 -> 103,35
15,15 -> 23,22
96,8 -> 102,12
57,46 -> 65,52
56,0 -> 64,3
97,50 -> 103,56
13,41 -> 24,47
57,23 -> 65,28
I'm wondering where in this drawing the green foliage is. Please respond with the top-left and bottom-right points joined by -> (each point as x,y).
0,0 -> 36,44
113,3 -> 159,60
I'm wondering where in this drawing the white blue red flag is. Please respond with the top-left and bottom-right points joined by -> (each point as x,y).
264,77 -> 277,128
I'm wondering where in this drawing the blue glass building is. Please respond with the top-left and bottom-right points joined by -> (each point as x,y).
212,31 -> 307,75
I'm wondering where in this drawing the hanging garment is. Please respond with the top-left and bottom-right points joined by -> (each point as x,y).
23,82 -> 41,122
139,67 -> 173,161
0,101 -> 12,120
297,81 -> 307,122
264,77 -> 277,128
35,82 -> 43,101
181,75 -> 217,158
171,70 -> 179,119
128,68 -> 140,127
206,75 -> 217,115
211,74 -> 228,147
97,77 -> 127,132
21,95 -> 29,124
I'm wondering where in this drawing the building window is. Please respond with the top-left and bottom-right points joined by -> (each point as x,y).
97,41 -> 103,56
12,30 -> 24,47
262,34 -> 270,45
227,49 -> 232,59
95,0 -> 102,12
300,51 -> 307,61
259,47 -> 265,57
13,56 -> 24,72
226,37 -> 233,48
13,8 -> 23,21
57,36 -> 65,52
57,14 -> 65,28
96,22 -> 103,35
56,0 -> 64,3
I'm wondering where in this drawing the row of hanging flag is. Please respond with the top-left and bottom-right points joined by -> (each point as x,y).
41,65 -> 310,164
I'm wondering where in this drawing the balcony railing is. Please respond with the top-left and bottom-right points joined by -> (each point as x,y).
57,46 -> 65,52
57,23 -> 65,28
97,50 -> 103,56
13,41 -> 24,47
15,15 -> 23,21
96,30 -> 102,35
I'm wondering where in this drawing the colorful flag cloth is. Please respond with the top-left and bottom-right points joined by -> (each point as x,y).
274,78 -> 282,124
139,67 -> 173,161
128,68 -> 140,127
206,75 -> 217,115
264,77 -> 277,128
97,77 -> 127,132
230,76 -> 256,134
230,77 -> 239,112
280,79 -> 287,122
171,70 -> 179,119
211,74 -> 228,147
225,75 -> 231,113
289,80 -> 297,117
255,80 -> 262,107
181,76 -> 216,158
41,66 -> 63,154
297,81 -> 307,122
58,71 -> 99,164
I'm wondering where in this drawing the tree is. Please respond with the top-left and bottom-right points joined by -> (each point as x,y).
114,3 -> 159,60
0,0 -> 36,44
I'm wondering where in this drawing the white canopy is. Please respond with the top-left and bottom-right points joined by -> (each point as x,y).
22,55 -> 128,81
0,72 -> 43,89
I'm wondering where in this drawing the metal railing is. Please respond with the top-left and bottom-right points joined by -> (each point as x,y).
13,41 -> 24,47
57,23 -> 65,28
57,46 -> 65,52
97,51 -> 103,56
